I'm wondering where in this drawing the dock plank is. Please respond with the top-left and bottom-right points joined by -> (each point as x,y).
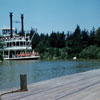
1,69 -> 100,100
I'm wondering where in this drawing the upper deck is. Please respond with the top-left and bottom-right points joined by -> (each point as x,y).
2,36 -> 32,50
0,27 -> 33,51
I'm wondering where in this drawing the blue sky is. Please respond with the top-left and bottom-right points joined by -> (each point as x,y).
0,0 -> 100,34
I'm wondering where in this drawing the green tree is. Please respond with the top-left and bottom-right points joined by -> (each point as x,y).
49,32 -> 57,48
59,48 -> 68,59
71,25 -> 82,54
36,41 -> 46,53
30,28 -> 40,49
66,32 -> 73,47
89,27 -> 96,45
81,29 -> 89,48
53,48 -> 60,57
56,32 -> 66,48
95,27 -> 100,46
79,45 -> 100,59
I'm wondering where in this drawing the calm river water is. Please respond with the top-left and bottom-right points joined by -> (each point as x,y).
0,60 -> 100,90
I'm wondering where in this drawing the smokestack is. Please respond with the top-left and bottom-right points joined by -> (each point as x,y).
21,14 -> 24,36
10,12 -> 13,38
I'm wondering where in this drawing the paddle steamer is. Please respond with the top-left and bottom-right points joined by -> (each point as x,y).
0,13 -> 40,60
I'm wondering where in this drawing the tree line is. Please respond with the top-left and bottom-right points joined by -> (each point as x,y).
28,25 -> 100,59
0,25 -> 100,60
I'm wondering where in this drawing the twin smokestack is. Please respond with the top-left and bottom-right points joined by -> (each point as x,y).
10,12 -> 13,38
10,12 -> 24,38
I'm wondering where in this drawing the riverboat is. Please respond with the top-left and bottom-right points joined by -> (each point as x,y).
0,28 -> 40,60
0,13 -> 40,60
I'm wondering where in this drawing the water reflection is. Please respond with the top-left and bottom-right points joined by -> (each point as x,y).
0,60 -> 100,90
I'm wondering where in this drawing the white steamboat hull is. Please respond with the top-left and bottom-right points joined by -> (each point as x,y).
4,56 -> 40,60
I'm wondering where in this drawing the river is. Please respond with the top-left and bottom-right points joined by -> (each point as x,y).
0,60 -> 100,90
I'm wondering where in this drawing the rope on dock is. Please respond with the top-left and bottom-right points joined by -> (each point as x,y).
0,89 -> 28,100
0,74 -> 28,100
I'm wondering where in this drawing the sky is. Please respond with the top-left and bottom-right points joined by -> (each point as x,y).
0,0 -> 100,34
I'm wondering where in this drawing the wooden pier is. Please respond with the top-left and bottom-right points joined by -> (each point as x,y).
1,69 -> 100,100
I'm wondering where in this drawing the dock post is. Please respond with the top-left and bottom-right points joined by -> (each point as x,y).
20,74 -> 28,91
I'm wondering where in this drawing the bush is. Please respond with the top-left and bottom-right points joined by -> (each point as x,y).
59,48 -> 68,59
79,45 -> 100,59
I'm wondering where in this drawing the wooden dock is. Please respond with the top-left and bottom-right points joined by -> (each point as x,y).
1,69 -> 100,100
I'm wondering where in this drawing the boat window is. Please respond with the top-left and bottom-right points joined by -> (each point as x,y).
20,42 -> 23,46
4,51 -> 8,55
24,42 -> 25,46
13,42 -> 15,46
7,43 -> 10,47
16,42 -> 19,46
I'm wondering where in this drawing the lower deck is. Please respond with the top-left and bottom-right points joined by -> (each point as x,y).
3,50 -> 39,60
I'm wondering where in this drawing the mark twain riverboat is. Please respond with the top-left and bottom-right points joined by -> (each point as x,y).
0,13 -> 40,60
